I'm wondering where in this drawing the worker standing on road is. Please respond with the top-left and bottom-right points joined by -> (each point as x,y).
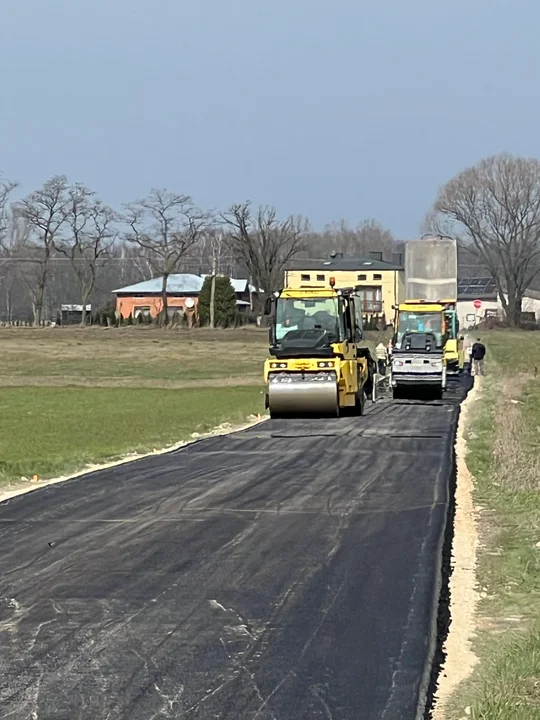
375,341 -> 388,376
471,338 -> 486,376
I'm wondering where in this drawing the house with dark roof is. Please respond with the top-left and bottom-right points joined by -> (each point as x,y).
284,256 -> 405,319
113,274 -> 258,320
456,277 -> 499,327
457,276 -> 540,326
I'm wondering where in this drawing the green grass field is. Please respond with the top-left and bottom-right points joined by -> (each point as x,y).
0,385 -> 263,483
0,326 -> 269,486
448,329 -> 540,719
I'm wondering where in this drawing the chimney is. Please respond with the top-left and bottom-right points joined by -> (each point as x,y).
369,251 -> 383,261
392,252 -> 403,266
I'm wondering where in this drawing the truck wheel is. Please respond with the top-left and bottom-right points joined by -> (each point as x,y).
392,387 -> 401,400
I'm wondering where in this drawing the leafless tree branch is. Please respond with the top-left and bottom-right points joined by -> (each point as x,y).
14,175 -> 69,324
433,153 -> 540,325
56,183 -> 118,324
0,176 -> 18,260
221,201 -> 310,306
123,189 -> 210,325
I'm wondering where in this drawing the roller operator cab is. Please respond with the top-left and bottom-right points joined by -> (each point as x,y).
393,301 -> 464,373
391,302 -> 446,398
263,282 -> 375,418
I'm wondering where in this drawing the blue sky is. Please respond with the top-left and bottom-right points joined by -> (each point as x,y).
1,0 -> 538,237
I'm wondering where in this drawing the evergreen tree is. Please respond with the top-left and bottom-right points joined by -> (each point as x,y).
198,276 -> 237,327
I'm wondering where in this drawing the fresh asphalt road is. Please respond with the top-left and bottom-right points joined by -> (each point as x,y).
0,377 -> 472,720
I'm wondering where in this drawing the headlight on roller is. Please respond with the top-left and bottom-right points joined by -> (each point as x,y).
317,361 -> 334,368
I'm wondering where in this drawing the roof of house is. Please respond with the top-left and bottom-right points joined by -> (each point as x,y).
115,273 -> 264,296
457,277 -> 498,301
113,274 -> 204,295
200,275 -> 260,294
287,257 -> 404,272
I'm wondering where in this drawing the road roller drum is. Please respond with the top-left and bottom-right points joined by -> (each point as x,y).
268,371 -> 339,417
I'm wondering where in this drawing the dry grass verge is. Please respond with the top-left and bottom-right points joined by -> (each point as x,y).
440,330 -> 540,720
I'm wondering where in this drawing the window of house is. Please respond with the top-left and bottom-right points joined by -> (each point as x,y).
373,273 -> 382,280
357,274 -> 367,281
316,274 -> 325,281
133,306 -> 151,318
357,286 -> 383,313
301,274 -> 310,281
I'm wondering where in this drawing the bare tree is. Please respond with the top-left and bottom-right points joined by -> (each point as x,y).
0,180 -> 20,321
57,183 -> 118,325
14,175 -> 69,324
123,190 -> 209,325
221,202 -> 309,301
420,208 -> 459,238
0,176 -> 17,255
0,207 -> 34,322
186,226 -> 236,277
433,153 -> 540,325
309,218 -> 396,259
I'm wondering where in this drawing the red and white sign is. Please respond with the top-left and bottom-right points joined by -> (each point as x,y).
473,299 -> 482,310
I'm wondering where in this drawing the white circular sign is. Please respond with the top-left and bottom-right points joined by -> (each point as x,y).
184,297 -> 195,309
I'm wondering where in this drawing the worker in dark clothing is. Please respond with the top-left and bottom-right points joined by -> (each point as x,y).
471,338 -> 486,376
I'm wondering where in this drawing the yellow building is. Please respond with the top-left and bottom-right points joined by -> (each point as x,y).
284,257 -> 405,321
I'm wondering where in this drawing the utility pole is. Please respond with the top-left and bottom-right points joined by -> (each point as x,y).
209,240 -> 217,328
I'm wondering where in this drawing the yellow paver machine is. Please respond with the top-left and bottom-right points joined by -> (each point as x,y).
263,279 -> 376,418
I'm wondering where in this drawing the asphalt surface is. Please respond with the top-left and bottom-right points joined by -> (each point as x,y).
0,375 -> 472,720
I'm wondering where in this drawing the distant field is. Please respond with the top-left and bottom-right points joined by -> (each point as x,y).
0,326 -> 270,387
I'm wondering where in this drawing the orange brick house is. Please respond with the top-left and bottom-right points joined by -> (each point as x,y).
113,274 -> 260,320
113,274 -> 204,320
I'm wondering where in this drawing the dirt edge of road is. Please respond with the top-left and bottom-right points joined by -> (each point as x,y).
431,377 -> 482,718
0,414 -> 268,505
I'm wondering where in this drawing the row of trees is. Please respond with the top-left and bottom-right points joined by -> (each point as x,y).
2,152 -> 540,327
0,174 -> 399,325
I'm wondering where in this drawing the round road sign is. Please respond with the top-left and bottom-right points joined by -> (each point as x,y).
185,297 -> 195,309
473,299 -> 482,310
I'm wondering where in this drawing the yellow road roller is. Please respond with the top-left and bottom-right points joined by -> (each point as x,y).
263,280 -> 376,418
